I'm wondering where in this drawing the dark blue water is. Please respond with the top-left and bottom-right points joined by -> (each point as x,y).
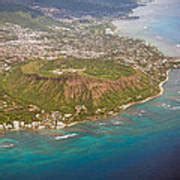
0,70 -> 179,180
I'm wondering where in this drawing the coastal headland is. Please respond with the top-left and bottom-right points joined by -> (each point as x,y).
0,54 -> 178,134
0,0 -> 179,134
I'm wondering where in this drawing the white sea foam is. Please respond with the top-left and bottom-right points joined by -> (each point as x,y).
0,143 -> 15,149
99,122 -> 106,126
143,26 -> 148,30
159,103 -> 180,110
112,121 -> 123,126
170,106 -> 180,110
160,103 -> 172,109
54,133 -> 77,140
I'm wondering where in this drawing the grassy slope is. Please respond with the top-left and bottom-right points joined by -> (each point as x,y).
31,58 -> 136,80
0,3 -> 59,30
1,59 -> 160,122
0,76 -> 35,124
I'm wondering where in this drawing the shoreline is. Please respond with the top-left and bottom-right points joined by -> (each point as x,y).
120,69 -> 170,111
0,69 -> 171,135
112,0 -> 180,57
66,69 -> 170,128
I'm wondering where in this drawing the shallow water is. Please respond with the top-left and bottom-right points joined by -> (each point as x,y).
113,0 -> 180,57
0,69 -> 179,180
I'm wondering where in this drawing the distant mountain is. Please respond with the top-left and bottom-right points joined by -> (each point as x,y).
35,0 -> 139,17
0,0 -> 148,30
0,0 -> 140,18
3,58 -> 161,123
0,0 -> 56,30
0,0 -> 40,16
0,0 -> 34,5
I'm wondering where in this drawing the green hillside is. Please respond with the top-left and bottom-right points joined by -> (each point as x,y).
1,58 -> 160,123
0,3 -> 59,30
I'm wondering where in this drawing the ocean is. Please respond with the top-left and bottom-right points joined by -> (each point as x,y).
0,0 -> 180,179
113,0 -> 180,57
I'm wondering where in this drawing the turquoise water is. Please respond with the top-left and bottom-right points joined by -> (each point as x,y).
1,1 -> 180,179
0,70 -> 180,180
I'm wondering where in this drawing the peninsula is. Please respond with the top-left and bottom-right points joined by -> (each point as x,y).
0,0 -> 179,133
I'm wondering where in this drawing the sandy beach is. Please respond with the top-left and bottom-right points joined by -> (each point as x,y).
66,69 -> 171,128
121,69 -> 170,111
0,69 -> 171,134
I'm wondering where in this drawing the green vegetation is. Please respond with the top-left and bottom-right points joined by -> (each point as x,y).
0,11 -> 59,30
36,0 -> 138,18
21,61 -> 44,74
22,58 -> 136,80
0,1 -> 169,127
0,76 -> 35,124
0,58 -> 161,123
